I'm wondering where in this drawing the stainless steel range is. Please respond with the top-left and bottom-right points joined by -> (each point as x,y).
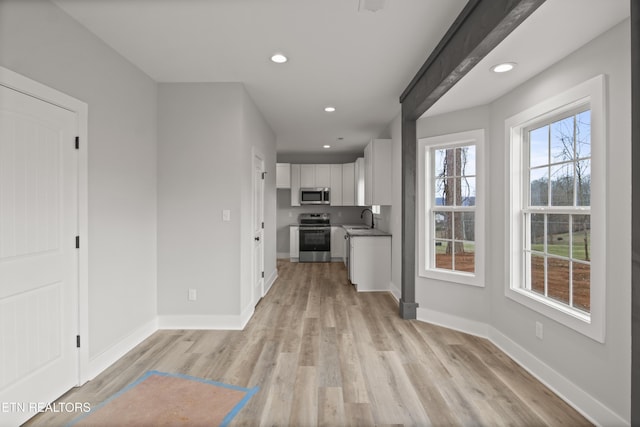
298,213 -> 331,262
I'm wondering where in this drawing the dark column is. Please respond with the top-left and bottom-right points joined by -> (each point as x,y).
631,0 -> 640,424
399,107 -> 418,319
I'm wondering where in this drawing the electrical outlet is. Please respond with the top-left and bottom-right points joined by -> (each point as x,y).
188,288 -> 197,301
535,321 -> 543,340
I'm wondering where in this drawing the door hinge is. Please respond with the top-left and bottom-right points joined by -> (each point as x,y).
261,271 -> 264,278
75,136 -> 79,150
261,222 -> 264,229
261,172 -> 266,180
75,236 -> 80,249
76,335 -> 81,348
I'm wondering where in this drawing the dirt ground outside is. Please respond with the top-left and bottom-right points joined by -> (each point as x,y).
435,253 -> 590,312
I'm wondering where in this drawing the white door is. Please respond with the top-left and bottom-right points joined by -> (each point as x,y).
252,155 -> 265,307
0,85 -> 78,425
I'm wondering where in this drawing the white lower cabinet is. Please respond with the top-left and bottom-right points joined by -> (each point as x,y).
331,226 -> 346,260
349,235 -> 391,291
290,226 -> 299,261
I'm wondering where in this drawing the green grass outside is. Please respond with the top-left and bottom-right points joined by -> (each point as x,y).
531,231 -> 591,261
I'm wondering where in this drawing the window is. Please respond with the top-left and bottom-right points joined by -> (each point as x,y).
418,129 -> 485,287
506,75 -> 606,342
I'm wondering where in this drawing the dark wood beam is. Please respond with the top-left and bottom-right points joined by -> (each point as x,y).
401,0 -> 545,120
631,0 -> 640,424
398,0 -> 545,320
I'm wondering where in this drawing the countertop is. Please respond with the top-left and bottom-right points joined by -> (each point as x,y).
288,223 -> 391,236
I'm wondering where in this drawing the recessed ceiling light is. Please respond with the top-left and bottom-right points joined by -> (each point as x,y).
270,53 -> 288,64
324,106 -> 336,112
323,145 -> 331,149
491,62 -> 516,73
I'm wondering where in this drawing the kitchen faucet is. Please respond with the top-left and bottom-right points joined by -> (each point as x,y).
361,208 -> 374,229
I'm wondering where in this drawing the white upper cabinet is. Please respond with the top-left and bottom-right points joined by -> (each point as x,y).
355,157 -> 365,206
364,139 -> 392,206
315,164 -> 331,187
276,163 -> 291,189
342,163 -> 355,206
290,164 -> 301,206
330,164 -> 343,206
300,164 -> 315,187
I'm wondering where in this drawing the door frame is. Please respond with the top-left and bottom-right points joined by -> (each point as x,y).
251,150 -> 265,307
0,66 -> 90,385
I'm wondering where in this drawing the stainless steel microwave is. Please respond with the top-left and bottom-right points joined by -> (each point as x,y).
300,188 -> 330,205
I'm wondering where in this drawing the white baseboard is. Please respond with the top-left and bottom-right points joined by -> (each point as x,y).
389,281 -> 401,301
488,328 -> 628,427
157,314 -> 249,330
264,268 -> 278,294
85,317 -> 158,382
415,308 -> 628,426
417,307 -> 489,338
277,252 -> 290,259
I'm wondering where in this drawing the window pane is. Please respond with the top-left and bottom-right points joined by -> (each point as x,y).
434,211 -> 451,239
573,261 -> 590,313
547,257 -> 570,305
529,125 -> 549,168
454,242 -> 475,273
458,145 -> 476,176
435,240 -> 452,270
434,148 -> 446,178
434,179 -> 450,206
454,212 -> 475,242
547,214 -> 570,258
576,110 -> 591,159
576,158 -> 591,206
530,253 -> 545,296
550,163 -> 574,206
530,213 -> 545,252
572,215 -> 591,262
550,116 -> 575,163
530,167 -> 548,206
460,177 -> 476,206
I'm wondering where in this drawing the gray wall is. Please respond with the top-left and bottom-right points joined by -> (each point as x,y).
381,19 -> 631,422
158,83 -> 277,317
487,20 -> 631,421
0,0 -> 158,361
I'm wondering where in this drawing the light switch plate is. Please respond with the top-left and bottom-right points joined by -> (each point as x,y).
222,210 -> 231,222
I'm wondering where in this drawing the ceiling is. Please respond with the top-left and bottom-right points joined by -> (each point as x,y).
52,0 -> 630,156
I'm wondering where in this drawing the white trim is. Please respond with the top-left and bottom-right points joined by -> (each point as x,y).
0,66 -> 90,385
414,312 -> 628,426
86,318 -> 157,381
505,75 -> 606,343
416,307 -> 489,338
158,314 -> 250,330
389,281 -> 401,301
264,268 -> 278,294
417,129 -> 485,288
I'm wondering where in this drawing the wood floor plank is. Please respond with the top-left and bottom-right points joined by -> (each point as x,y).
24,260 -> 592,427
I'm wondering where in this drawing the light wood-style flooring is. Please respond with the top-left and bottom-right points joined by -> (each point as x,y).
26,260 -> 590,426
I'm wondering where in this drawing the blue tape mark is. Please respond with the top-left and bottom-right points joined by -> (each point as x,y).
219,385 -> 260,427
65,370 -> 259,427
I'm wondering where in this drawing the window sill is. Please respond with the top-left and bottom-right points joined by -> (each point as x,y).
420,269 -> 484,288
505,286 -> 603,343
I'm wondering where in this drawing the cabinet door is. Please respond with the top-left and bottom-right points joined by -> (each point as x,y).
300,164 -> 315,187
290,226 -> 299,259
355,157 -> 365,206
291,164 -> 301,206
330,164 -> 343,206
315,164 -> 331,187
342,163 -> 355,206
276,163 -> 291,189
364,143 -> 373,205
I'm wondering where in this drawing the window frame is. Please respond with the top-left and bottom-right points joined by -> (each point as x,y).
505,75 -> 606,342
418,129 -> 485,287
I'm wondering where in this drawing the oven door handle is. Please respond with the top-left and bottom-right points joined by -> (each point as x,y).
299,227 -> 330,231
